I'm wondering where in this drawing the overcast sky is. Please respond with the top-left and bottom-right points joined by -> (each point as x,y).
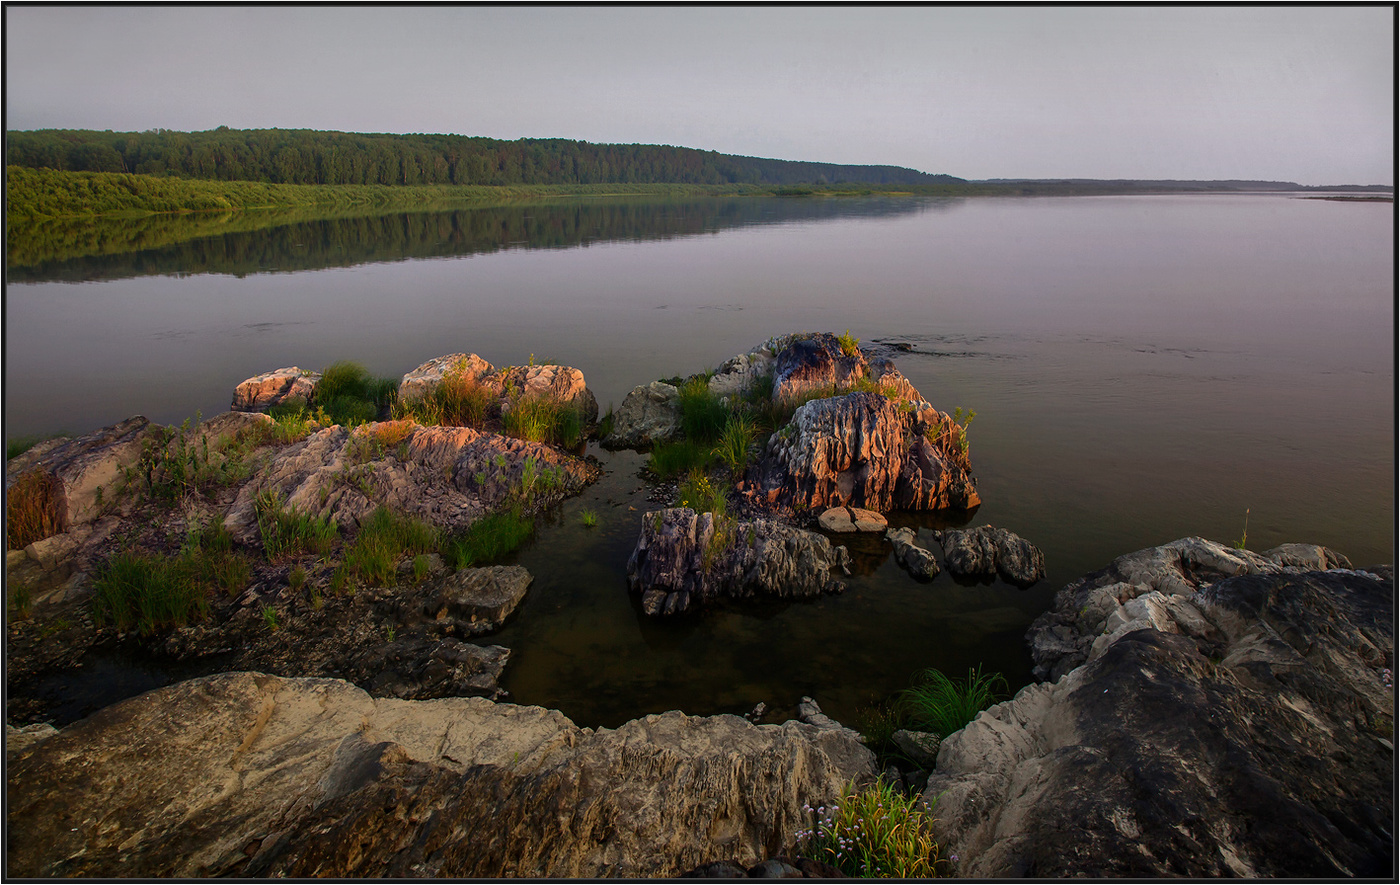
5,6 -> 1393,185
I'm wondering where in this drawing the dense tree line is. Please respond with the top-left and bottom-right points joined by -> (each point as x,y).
6,128 -> 957,187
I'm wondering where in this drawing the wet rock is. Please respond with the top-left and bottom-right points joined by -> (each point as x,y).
817,506 -> 887,533
6,672 -> 875,877
934,525 -> 1044,587
885,526 -> 941,581
627,508 -> 851,617
926,539 -> 1393,877
431,565 -> 533,635
5,416 -> 155,531
753,392 -> 979,514
231,367 -> 320,412
889,729 -> 941,769
605,381 -> 681,448
746,858 -> 804,877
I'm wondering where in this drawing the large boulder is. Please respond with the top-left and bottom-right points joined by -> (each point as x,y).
925,538 -> 1393,877
604,381 -> 681,448
6,672 -> 876,878
223,422 -> 595,544
770,333 -> 868,403
398,354 -> 599,427
750,392 -> 979,514
626,508 -> 852,616
935,525 -> 1045,587
5,416 -> 155,533
231,367 -> 319,413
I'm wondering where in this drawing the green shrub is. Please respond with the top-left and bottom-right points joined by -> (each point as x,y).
91,552 -> 211,634
899,665 -> 1008,738
316,361 -> 373,401
676,471 -> 728,516
182,519 -> 250,596
677,376 -> 729,443
837,328 -> 861,357
397,370 -> 496,427
796,781 -> 948,877
340,505 -> 439,586
444,507 -> 534,569
254,490 -> 338,562
313,361 -> 396,426
7,468 -> 62,549
648,439 -> 713,479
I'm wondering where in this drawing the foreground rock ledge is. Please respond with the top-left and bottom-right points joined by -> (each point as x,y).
926,537 -> 1393,877
6,672 -> 875,878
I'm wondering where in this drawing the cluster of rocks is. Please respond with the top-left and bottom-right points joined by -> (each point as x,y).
232,354 -> 599,427
5,673 -> 875,878
924,537 -> 1393,877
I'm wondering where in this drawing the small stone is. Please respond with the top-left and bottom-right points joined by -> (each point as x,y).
434,565 -> 533,634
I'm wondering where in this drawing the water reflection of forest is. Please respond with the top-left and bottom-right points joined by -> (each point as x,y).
7,196 -> 958,284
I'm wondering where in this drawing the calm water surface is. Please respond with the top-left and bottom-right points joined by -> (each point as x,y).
6,194 -> 1393,727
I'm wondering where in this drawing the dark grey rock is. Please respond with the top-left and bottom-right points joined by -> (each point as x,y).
682,860 -> 749,877
889,729 -> 941,769
885,526 -> 940,580
928,538 -> 1393,877
746,858 -> 804,878
935,524 -> 1045,586
433,565 -> 533,634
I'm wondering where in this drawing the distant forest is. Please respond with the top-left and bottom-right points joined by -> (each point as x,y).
5,128 -> 962,187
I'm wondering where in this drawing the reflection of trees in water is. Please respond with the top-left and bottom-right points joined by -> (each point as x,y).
7,196 -> 962,284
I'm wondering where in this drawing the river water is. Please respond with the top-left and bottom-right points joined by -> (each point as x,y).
5,193 -> 1393,726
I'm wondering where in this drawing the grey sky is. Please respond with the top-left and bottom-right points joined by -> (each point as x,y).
5,6 -> 1393,185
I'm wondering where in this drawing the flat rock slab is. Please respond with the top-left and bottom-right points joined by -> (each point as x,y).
817,506 -> 887,533
433,565 -> 533,634
5,672 -> 875,878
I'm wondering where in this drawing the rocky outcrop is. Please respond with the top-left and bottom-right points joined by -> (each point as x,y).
707,347 -> 777,399
223,422 -> 595,545
750,392 -> 979,514
626,508 -> 852,616
5,416 -> 156,532
604,380 -> 681,448
770,333 -> 867,403
925,538 -> 1393,878
231,367 -> 320,413
816,506 -> 887,533
6,672 -> 876,878
935,525 -> 1045,587
885,527 -> 940,581
398,353 -> 599,426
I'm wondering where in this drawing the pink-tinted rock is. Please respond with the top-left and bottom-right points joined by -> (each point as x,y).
397,353 -> 495,402
770,333 -> 868,403
231,367 -> 319,412
817,506 -> 889,533
4,416 -> 156,532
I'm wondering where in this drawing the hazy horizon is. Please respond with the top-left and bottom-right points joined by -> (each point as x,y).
4,7 -> 1394,186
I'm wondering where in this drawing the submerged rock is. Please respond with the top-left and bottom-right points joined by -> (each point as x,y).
816,506 -> 887,533
884,526 -> 941,581
626,508 -> 851,617
6,671 -> 875,877
231,366 -> 320,413
605,380 -> 681,448
934,525 -> 1045,587
927,538 -> 1393,877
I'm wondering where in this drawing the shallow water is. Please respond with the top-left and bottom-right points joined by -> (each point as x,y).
6,193 -> 1393,727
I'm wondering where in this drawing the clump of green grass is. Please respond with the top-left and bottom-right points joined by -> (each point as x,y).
795,780 -> 948,877
262,605 -> 280,631
313,361 -> 398,427
183,519 -> 251,596
837,328 -> 861,357
597,405 -> 615,440
7,468 -> 62,549
713,412 -> 758,474
288,564 -> 308,592
336,505 -> 439,587
677,376 -> 729,443
899,665 -> 1008,738
502,394 -> 583,447
254,490 -> 338,562
443,507 -> 535,569
648,438 -> 713,479
9,585 -> 34,621
676,471 -> 728,515
91,553 -> 212,634
396,368 -> 496,428
580,509 -> 598,528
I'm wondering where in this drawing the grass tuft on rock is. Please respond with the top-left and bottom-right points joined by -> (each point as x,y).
254,490 -> 338,562
795,780 -> 949,877
898,665 -> 1008,738
7,468 -> 63,549
443,507 -> 534,569
337,505 -> 440,587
